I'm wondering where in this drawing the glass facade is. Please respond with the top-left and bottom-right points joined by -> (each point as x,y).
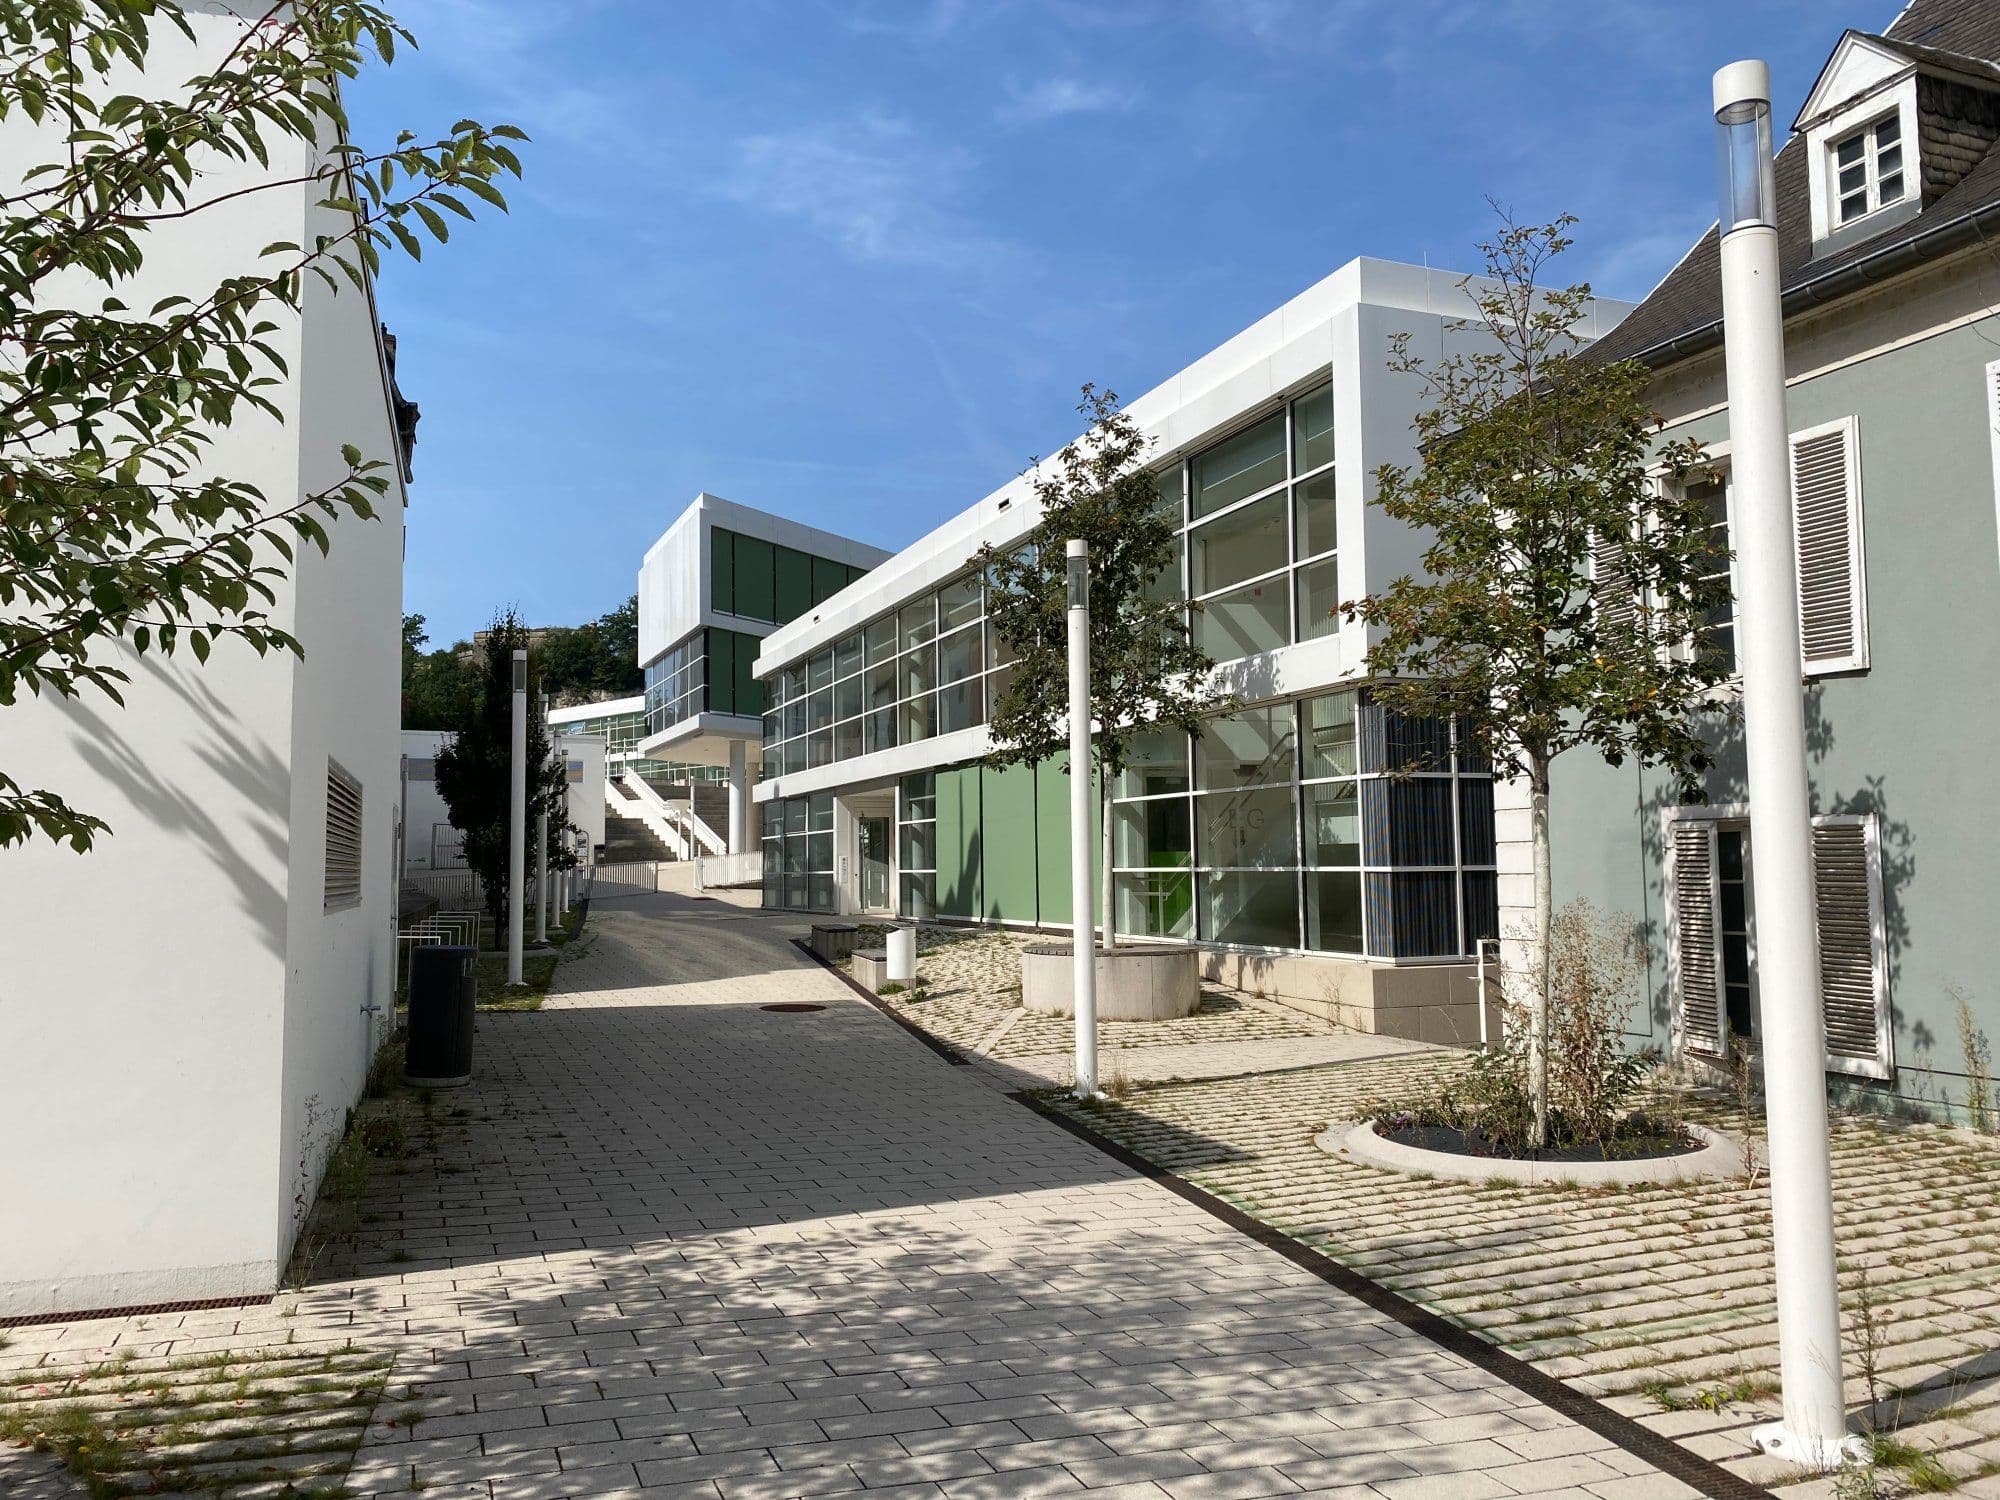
752,378 -> 1497,960
1110,688 -> 1494,958
757,383 -> 1337,778
760,791 -> 834,912
643,626 -> 766,740
760,577 -> 1000,778
761,689 -> 1496,960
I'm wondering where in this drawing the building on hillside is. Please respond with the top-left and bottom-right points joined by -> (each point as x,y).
0,9 -> 413,1314
633,494 -> 892,861
1539,0 -> 2000,1117
748,259 -> 1633,1042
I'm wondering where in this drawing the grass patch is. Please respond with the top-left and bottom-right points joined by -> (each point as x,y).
473,950 -> 558,1011
0,1347 -> 392,1499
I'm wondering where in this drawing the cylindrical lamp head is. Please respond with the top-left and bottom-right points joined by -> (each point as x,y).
1714,59 -> 1777,233
512,648 -> 527,692
1065,538 -> 1090,611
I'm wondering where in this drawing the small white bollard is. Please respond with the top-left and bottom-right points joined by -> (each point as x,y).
887,926 -> 916,983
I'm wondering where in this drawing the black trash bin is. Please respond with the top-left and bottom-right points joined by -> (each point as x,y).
405,944 -> 476,1087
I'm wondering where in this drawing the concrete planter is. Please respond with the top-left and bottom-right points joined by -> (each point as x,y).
1020,944 -> 1201,1021
1318,1119 -> 1744,1188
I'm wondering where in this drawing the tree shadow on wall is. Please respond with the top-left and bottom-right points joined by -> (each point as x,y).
65,654 -> 292,961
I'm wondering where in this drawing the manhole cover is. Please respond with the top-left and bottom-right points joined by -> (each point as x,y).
760,1002 -> 827,1013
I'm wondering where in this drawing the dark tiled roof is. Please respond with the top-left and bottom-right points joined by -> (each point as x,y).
1589,0 -> 2000,367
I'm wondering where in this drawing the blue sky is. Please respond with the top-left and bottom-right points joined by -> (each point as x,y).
351,0 -> 1865,648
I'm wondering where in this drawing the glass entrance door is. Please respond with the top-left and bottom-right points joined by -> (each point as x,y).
860,817 -> 891,911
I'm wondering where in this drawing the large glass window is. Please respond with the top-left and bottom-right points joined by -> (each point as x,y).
1190,492 -> 1287,596
1192,411 -> 1287,518
898,773 -> 937,919
762,569 -> 1003,775
760,792 -> 838,912
1160,382 -> 1341,666
1106,688 -> 1495,958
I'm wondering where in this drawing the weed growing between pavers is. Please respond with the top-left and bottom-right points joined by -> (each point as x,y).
1041,1051 -> 2000,1490
284,1034 -> 475,1288
0,1345 -> 393,1498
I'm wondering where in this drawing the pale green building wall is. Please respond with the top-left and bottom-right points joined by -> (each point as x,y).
1550,268 -> 2000,1114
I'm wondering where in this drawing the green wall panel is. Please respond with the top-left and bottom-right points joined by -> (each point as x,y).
980,763 -> 1038,923
775,547 -> 812,623
710,529 -> 735,615
812,555 -> 847,605
734,534 -> 775,622
733,630 -> 760,716
705,629 -> 733,714
1034,755 -> 1101,929
935,766 -> 982,919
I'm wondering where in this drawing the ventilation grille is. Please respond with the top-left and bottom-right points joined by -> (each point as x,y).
325,760 -> 363,911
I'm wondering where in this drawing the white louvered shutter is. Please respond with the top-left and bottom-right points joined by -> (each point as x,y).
1667,819 -> 1725,1058
1812,814 -> 1892,1079
1790,418 -> 1868,675
1591,524 -> 1638,640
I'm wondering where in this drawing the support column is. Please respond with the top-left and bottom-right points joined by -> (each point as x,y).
728,739 -> 750,855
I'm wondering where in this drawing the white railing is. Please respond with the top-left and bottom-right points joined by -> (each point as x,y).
593,860 -> 663,893
402,869 -> 485,908
626,773 -> 728,859
695,850 -> 762,890
609,775 -> 691,859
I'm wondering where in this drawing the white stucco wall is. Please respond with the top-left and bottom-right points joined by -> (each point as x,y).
559,734 -> 609,854
400,730 -> 456,870
0,3 -> 407,1313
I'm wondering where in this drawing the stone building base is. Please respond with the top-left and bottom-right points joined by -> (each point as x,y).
1198,950 -> 1499,1047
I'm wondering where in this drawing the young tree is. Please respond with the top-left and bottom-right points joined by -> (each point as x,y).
979,385 -> 1221,949
1341,214 -> 1731,1145
0,1 -> 524,851
433,612 -> 568,940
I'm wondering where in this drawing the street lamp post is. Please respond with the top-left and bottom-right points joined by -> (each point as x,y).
1065,539 -> 1099,1099
1713,59 -> 1860,1471
507,649 -> 527,987
535,692 -> 551,946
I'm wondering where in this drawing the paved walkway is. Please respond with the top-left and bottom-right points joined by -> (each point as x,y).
4,890 -> 1698,1499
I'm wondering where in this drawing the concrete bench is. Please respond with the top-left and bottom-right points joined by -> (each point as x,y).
811,922 -> 859,963
853,949 -> 889,992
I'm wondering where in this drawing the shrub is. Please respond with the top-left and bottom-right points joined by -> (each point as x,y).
1369,900 -> 1684,1159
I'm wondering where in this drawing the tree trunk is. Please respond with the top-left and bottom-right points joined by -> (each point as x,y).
1101,779 -> 1116,952
1528,767 -> 1553,1149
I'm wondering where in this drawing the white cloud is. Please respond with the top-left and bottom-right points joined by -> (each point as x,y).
721,111 -> 1023,273
995,75 -> 1138,125
843,0 -> 982,43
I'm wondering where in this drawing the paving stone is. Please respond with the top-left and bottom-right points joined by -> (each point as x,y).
0,893 -> 1708,1500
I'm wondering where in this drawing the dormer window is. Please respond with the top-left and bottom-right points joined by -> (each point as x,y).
1831,113 -> 1906,224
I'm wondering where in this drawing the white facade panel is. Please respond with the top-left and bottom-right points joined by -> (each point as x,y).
0,2 -> 411,1314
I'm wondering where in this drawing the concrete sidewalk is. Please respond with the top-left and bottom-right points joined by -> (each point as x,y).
3,891 -> 1700,1499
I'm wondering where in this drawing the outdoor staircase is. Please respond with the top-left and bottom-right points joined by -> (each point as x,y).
602,807 -> 678,863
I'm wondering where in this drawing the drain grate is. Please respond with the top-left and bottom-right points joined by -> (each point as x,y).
760,1002 -> 827,1013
